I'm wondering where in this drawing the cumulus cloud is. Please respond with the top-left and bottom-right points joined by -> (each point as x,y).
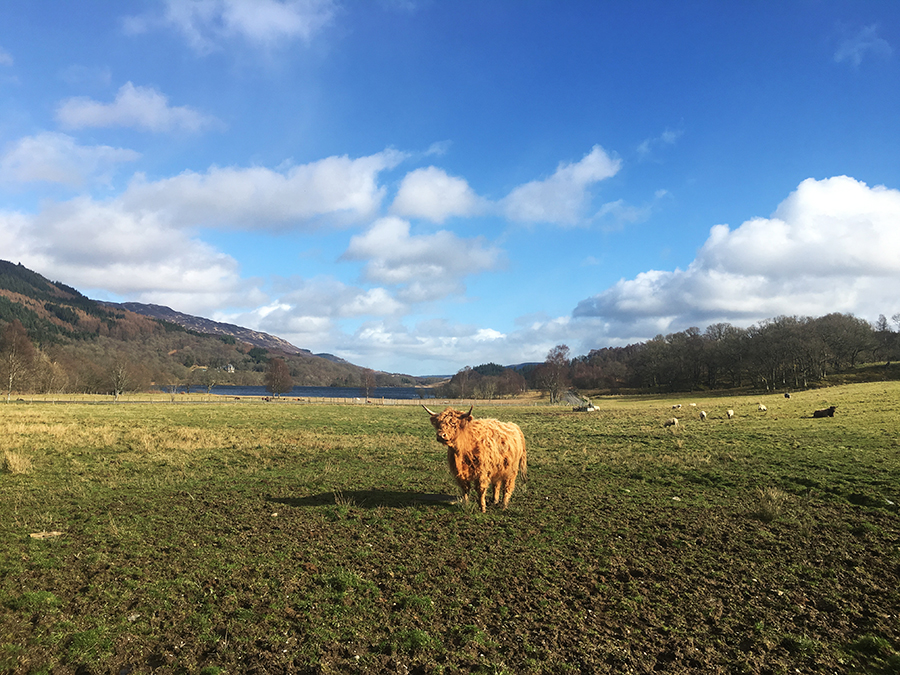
391,166 -> 487,222
322,318 -> 513,374
271,277 -> 404,319
502,145 -> 621,225
0,47 -> 12,67
0,146 -> 408,328
125,0 -> 335,53
835,24 -> 892,67
223,276 -> 408,353
0,132 -> 140,187
342,216 -> 504,302
56,82 -> 219,132
0,198 -> 260,315
574,176 -> 900,339
122,149 -> 406,230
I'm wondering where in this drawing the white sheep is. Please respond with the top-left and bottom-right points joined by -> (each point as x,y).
726,409 -> 735,419
700,410 -> 707,421
664,418 -> 679,428
758,403 -> 767,412
672,404 -> 682,409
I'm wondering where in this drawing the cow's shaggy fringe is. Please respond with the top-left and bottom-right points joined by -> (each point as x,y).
424,406 -> 527,513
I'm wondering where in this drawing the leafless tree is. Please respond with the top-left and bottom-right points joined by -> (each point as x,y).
1,320 -> 36,402
361,368 -> 377,399
265,357 -> 293,397
540,344 -> 571,404
110,360 -> 130,402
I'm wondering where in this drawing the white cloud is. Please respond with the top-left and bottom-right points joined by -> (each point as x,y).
273,277 -> 405,319
594,199 -> 652,231
425,140 -> 452,157
835,24 -> 892,67
0,198 -> 262,316
637,127 -> 683,159
342,216 -> 504,302
56,82 -> 219,133
573,176 -> 900,338
223,276 -> 409,354
326,318 -> 520,374
0,47 -> 12,67
502,145 -> 621,225
391,166 -> 487,222
125,0 -> 335,53
0,132 -> 140,187
122,149 -> 407,230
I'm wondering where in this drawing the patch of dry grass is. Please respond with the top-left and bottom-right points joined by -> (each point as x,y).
752,486 -> 790,523
2,450 -> 32,475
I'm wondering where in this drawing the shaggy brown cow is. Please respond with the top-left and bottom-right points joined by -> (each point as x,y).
423,405 -> 527,512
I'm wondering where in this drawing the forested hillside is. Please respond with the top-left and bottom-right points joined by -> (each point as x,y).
439,315 -> 900,399
527,314 -> 900,396
0,260 -> 413,396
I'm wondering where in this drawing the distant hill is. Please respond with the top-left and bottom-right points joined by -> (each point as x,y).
107,302 -> 307,356
107,302 -> 358,366
0,259 -> 158,344
0,259 -> 430,391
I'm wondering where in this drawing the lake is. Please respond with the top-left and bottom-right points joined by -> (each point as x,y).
159,385 -> 437,400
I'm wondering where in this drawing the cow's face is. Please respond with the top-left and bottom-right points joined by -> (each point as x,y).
424,406 -> 473,446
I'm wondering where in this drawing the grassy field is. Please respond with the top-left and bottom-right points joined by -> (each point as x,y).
1,383 -> 898,674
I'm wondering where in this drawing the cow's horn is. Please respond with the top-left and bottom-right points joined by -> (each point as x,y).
466,405 -> 473,416
422,404 -> 437,415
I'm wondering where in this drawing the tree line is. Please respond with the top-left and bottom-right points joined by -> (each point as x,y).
439,312 -> 900,401
0,316 -> 415,399
556,312 -> 900,395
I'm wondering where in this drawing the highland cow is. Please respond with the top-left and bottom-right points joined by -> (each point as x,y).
423,405 -> 527,512
813,405 -> 837,418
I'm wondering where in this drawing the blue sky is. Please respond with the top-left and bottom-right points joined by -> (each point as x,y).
2,1 -> 899,374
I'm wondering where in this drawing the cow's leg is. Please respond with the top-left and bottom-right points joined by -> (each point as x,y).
454,478 -> 470,504
501,475 -> 517,509
477,477 -> 490,513
492,479 -> 503,504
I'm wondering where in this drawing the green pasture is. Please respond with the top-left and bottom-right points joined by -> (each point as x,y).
1,383 -> 898,673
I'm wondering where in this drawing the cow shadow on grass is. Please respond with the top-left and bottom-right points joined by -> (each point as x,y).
269,490 -> 459,510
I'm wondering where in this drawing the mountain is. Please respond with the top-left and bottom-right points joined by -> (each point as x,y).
0,259 -> 432,390
107,302 -> 308,356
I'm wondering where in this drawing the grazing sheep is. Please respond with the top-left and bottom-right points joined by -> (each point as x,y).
812,405 -> 837,418
784,393 -> 791,399
726,409 -> 735,419
672,404 -> 682,409
700,410 -> 707,421
758,403 -> 767,412
664,418 -> 679,428
689,403 -> 697,407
